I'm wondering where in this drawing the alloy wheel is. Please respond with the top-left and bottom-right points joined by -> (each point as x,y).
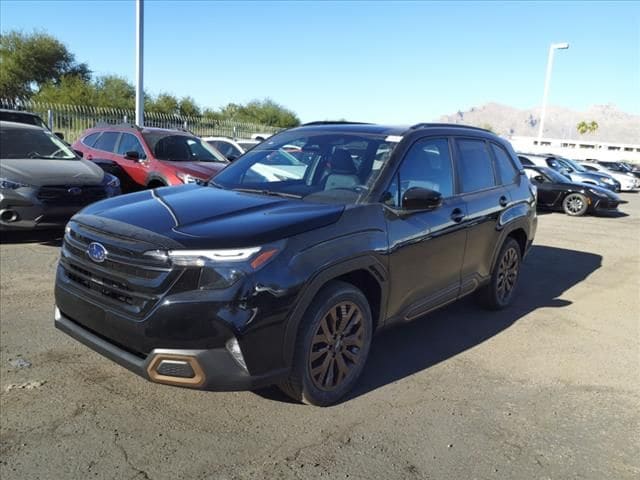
308,301 -> 365,391
496,246 -> 519,303
565,194 -> 585,215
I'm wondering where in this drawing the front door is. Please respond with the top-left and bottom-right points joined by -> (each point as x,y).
384,137 -> 467,322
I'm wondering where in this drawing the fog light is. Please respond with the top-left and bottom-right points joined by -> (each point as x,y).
226,337 -> 248,372
147,354 -> 205,387
54,306 -> 61,321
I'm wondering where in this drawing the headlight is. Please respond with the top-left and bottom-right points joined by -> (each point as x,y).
588,188 -> 607,198
104,174 -> 120,188
176,172 -> 207,186
143,244 -> 281,290
0,177 -> 31,190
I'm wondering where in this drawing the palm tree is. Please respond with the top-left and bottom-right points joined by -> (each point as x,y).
576,120 -> 599,135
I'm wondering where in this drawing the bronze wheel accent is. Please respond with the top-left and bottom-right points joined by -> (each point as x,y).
308,301 -> 365,391
496,246 -> 519,302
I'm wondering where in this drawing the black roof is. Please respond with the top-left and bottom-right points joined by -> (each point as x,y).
296,121 -> 493,136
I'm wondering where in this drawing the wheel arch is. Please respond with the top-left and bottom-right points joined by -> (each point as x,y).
282,256 -> 388,367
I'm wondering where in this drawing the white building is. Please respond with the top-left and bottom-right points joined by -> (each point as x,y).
509,136 -> 640,163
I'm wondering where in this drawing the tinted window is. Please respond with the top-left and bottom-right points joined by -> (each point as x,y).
143,134 -> 226,162
491,143 -> 518,184
456,139 -> 496,193
210,140 -> 242,158
117,133 -> 146,158
0,111 -> 48,129
518,155 -> 534,166
398,138 -> 454,204
82,132 -> 100,147
93,132 -> 119,152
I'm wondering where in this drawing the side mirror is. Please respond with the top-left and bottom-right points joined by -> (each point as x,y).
533,175 -> 545,184
124,151 -> 140,161
402,187 -> 443,211
227,154 -> 238,162
55,132 -> 65,140
73,149 -> 84,158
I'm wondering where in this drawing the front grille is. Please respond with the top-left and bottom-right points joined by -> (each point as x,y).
38,185 -> 108,205
59,223 -> 185,316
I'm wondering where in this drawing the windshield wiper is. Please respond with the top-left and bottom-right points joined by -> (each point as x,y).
232,187 -> 302,199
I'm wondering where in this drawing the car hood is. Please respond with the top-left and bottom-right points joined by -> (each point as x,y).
0,158 -> 105,186
75,185 -> 345,248
163,161 -> 227,180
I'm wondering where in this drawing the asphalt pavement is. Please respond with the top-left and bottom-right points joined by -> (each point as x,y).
1,194 -> 638,479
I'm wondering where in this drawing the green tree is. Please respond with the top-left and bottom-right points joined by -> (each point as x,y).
147,93 -> 179,114
178,96 -> 200,116
0,30 -> 90,100
94,75 -> 135,109
220,99 -> 300,127
33,74 -> 97,105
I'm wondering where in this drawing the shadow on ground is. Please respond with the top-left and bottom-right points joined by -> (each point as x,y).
0,228 -> 64,246
256,244 -> 602,404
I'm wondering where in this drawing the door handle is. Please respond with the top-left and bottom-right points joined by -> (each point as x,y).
499,196 -> 508,207
450,208 -> 465,223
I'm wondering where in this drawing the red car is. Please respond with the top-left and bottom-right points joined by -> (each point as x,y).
72,125 -> 228,190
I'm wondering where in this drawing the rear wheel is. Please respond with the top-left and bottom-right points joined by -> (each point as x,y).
562,193 -> 588,216
279,281 -> 373,406
479,237 -> 522,310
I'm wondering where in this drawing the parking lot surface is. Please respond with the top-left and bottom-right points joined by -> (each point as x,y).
1,195 -> 639,480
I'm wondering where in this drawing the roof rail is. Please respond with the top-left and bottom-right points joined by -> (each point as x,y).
301,121 -> 373,126
409,122 -> 492,132
93,122 -> 142,130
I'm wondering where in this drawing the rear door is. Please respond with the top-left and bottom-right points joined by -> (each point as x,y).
453,138 -> 510,290
89,131 -> 121,163
114,132 -> 149,185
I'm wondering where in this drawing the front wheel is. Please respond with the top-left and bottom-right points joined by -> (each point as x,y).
479,237 -> 522,310
562,193 -> 589,216
279,281 -> 373,406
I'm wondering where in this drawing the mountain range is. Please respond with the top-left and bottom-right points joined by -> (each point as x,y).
437,103 -> 639,144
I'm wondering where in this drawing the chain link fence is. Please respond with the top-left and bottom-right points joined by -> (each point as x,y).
0,100 -> 280,142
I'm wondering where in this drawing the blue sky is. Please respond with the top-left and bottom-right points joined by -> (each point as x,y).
1,1 -> 638,123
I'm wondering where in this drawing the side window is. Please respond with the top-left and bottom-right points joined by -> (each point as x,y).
456,139 -> 496,193
82,132 -> 100,147
491,143 -> 518,184
385,138 -> 454,207
116,133 -> 146,158
93,132 -> 120,153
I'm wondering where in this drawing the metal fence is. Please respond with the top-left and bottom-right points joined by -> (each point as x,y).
0,100 -> 280,142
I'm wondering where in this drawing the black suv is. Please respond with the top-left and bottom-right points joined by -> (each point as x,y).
54,122 -> 537,406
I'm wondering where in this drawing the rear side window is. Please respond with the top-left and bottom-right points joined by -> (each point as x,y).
491,143 -> 518,184
82,132 -> 100,147
456,139 -> 496,193
93,132 -> 119,152
116,133 -> 147,158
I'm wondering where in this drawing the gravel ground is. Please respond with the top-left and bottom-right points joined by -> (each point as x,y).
1,194 -> 638,480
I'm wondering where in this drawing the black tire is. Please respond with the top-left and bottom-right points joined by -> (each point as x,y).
562,193 -> 589,216
279,281 -> 373,406
479,237 -> 522,310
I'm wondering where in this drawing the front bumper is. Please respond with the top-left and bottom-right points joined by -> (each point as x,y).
0,186 -> 118,230
55,307 -> 288,391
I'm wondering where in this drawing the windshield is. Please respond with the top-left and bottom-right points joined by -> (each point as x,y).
142,132 -> 227,163
211,130 -> 399,203
537,166 -> 570,183
555,157 -> 587,173
0,126 -> 76,159
0,111 -> 48,130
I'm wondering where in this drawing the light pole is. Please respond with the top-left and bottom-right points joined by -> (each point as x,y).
537,42 -> 569,143
135,0 -> 144,126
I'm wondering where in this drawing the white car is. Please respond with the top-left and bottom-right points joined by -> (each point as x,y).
579,162 -> 639,191
202,137 -> 260,160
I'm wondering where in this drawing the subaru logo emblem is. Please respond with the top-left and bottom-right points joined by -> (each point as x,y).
68,187 -> 82,195
87,242 -> 107,263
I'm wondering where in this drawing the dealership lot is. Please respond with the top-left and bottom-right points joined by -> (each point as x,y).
1,195 -> 638,479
